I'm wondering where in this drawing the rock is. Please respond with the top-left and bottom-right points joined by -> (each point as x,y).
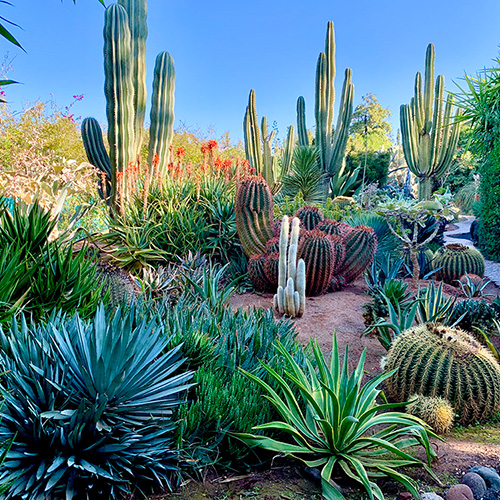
445,485 -> 474,500
483,489 -> 500,500
421,493 -> 444,500
469,466 -> 500,492
399,493 -> 413,500
461,472 -> 488,499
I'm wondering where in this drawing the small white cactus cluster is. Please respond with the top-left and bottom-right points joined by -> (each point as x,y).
273,215 -> 306,317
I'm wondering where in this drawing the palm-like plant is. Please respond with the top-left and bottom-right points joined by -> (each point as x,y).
237,337 -> 438,500
282,146 -> 325,204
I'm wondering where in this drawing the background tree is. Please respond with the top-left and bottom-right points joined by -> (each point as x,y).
346,94 -> 393,188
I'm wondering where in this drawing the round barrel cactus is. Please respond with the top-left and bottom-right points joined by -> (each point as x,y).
433,243 -> 485,284
295,206 -> 324,230
263,252 -> 279,289
235,175 -> 275,257
386,323 -> 500,425
316,219 -> 342,237
265,237 -> 280,255
248,254 -> 273,292
297,230 -> 336,296
335,225 -> 377,283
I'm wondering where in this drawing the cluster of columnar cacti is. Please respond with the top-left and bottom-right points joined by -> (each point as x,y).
243,90 -> 294,194
273,216 -> 306,317
386,323 -> 500,426
237,177 -> 377,296
433,243 -> 485,284
297,22 -> 354,201
406,395 -> 454,434
82,0 -> 175,210
400,44 -> 462,200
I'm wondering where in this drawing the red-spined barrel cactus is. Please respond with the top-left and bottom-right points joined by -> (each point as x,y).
235,176 -> 275,257
295,205 -> 324,230
297,231 -> 336,296
335,225 -> 377,283
328,234 -> 345,274
263,252 -> 279,289
316,218 -> 342,237
265,237 -> 280,255
248,254 -> 273,292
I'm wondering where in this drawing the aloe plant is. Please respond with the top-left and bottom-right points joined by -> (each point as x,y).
236,337 -> 438,500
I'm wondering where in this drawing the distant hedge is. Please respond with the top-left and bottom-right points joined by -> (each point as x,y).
478,145 -> 500,261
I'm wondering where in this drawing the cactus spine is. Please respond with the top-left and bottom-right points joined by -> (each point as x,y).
235,176 -> 275,257
434,243 -> 485,284
243,90 -> 294,194
82,0 -> 176,210
400,44 -> 462,200
274,216 -> 306,317
386,324 -> 500,426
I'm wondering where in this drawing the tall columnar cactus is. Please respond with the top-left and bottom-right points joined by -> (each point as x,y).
296,96 -> 309,147
386,324 -> 500,426
433,243 -> 485,284
295,205 -> 324,230
297,21 -> 354,201
243,90 -> 295,194
297,230 -> 337,296
335,225 -> 377,283
400,44 -> 462,200
82,0 -> 176,210
235,176 -> 275,257
274,216 -> 306,317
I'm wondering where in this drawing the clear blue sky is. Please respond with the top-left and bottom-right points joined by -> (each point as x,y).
4,0 -> 500,143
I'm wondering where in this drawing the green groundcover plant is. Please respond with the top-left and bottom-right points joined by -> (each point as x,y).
236,337 -> 438,500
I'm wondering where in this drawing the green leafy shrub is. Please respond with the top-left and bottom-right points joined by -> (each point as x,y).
161,272 -> 305,467
0,306 -> 193,499
449,299 -> 500,336
0,201 -> 103,322
237,337 -> 438,500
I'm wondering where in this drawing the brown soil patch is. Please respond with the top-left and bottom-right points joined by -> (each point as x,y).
231,279 -> 385,375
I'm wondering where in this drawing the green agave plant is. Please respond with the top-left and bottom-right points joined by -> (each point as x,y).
236,337 -> 438,500
0,305 -> 193,499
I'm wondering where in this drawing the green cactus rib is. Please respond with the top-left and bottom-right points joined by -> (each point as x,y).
81,117 -> 112,200
335,225 -> 377,283
386,323 -> 500,426
118,0 -> 147,156
244,89 -> 263,175
400,43 -> 462,200
148,51 -> 176,174
433,243 -> 485,284
235,176 -> 275,257
297,96 -> 309,147
297,230 -> 335,296
328,234 -> 345,274
261,116 -> 276,188
295,205 -> 324,230
104,3 -> 136,205
280,125 -> 295,180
